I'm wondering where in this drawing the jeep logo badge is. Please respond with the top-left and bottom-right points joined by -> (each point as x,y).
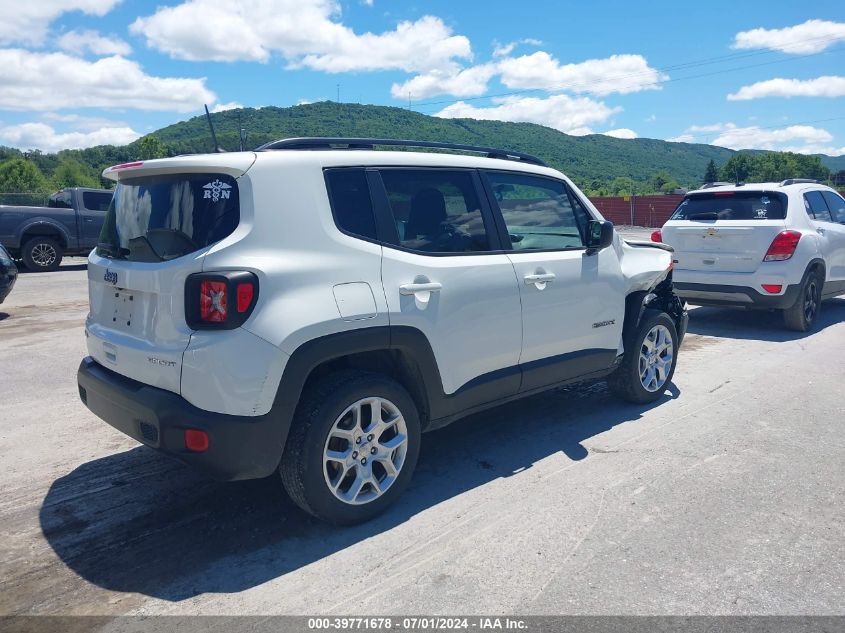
104,270 -> 118,284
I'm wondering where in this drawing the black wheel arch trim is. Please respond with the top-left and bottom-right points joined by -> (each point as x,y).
18,220 -> 72,249
623,272 -> 688,346
274,325 -> 622,446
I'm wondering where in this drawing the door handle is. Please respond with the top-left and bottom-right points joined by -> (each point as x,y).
84,217 -> 94,222
524,273 -> 556,284
817,227 -> 826,235
399,282 -> 442,295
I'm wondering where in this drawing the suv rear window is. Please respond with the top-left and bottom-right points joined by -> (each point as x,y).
97,173 -> 240,262
670,192 -> 786,221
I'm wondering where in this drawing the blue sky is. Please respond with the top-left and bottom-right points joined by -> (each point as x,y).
0,0 -> 843,155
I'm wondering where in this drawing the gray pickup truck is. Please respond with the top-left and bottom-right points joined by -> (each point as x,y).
0,187 -> 113,271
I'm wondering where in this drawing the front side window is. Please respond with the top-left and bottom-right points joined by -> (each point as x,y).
804,191 -> 833,222
821,191 -> 845,223
379,169 -> 491,253
97,173 -> 240,262
325,168 -> 378,240
485,172 -> 586,250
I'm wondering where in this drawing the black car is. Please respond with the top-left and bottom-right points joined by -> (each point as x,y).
0,244 -> 17,304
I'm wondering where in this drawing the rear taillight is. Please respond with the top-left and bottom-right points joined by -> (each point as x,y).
763,230 -> 801,262
186,271 -> 258,329
651,229 -> 662,243
200,280 -> 228,322
762,284 -> 783,294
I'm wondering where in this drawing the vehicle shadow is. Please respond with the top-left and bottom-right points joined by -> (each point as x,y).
40,380 -> 678,602
686,298 -> 845,342
17,263 -> 87,274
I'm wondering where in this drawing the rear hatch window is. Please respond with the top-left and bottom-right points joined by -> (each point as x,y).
670,191 -> 786,221
97,173 -> 240,262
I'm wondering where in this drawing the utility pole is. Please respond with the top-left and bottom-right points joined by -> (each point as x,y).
336,84 -> 340,103
408,92 -> 411,110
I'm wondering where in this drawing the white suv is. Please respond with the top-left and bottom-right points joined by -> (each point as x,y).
658,179 -> 845,331
77,138 -> 687,524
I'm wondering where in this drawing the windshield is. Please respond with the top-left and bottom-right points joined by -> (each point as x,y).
670,191 -> 786,221
96,173 -> 240,262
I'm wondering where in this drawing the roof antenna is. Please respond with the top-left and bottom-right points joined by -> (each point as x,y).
204,104 -> 224,153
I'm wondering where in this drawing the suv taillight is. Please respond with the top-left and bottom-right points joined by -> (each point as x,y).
186,271 -> 258,329
763,230 -> 801,262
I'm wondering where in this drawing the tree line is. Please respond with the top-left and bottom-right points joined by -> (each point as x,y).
0,132 -> 839,201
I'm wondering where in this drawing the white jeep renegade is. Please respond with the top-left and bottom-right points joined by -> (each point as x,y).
658,179 -> 845,331
77,138 -> 688,524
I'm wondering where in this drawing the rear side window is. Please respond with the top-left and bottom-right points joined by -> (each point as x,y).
97,173 -> 239,262
671,192 -> 786,221
324,168 -> 378,241
804,191 -> 833,221
379,169 -> 491,253
485,171 -> 587,250
821,191 -> 845,223
83,191 -> 112,211
47,191 -> 72,209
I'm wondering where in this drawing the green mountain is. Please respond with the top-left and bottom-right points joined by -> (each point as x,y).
151,102 -> 737,188
2,102 -> 842,196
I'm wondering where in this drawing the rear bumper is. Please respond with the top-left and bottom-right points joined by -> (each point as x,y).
77,357 -> 283,481
674,282 -> 801,309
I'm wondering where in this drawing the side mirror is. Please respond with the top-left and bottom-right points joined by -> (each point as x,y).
586,220 -> 614,253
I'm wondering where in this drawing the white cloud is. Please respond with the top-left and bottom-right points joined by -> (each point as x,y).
131,0 -> 471,73
0,0 -> 121,46
435,94 -> 622,135
392,64 -> 497,99
497,52 -> 667,96
0,49 -> 216,112
0,121 -> 140,152
211,101 -> 243,112
492,38 -> 542,57
602,128 -> 637,139
56,29 -> 131,56
733,19 -> 845,54
394,51 -> 665,100
727,76 -> 845,100
669,122 -> 845,155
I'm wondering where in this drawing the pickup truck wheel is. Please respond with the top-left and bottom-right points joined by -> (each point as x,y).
782,270 -> 822,332
22,237 -> 63,272
280,370 -> 421,525
609,310 -> 678,404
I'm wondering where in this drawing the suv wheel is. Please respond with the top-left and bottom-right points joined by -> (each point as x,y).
280,370 -> 421,525
609,310 -> 678,404
22,237 -> 63,272
783,270 -> 822,332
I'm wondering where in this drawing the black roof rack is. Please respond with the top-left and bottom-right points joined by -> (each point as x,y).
780,178 -> 819,186
256,137 -> 548,167
699,181 -> 737,189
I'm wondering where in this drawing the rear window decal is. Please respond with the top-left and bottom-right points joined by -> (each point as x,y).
203,179 -> 232,202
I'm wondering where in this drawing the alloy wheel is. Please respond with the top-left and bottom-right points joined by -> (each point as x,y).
323,397 -> 409,505
638,324 -> 673,393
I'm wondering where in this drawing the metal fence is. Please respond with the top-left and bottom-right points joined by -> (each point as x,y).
588,194 -> 684,228
0,192 -> 50,207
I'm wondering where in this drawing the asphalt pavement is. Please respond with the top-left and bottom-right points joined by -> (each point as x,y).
0,255 -> 843,616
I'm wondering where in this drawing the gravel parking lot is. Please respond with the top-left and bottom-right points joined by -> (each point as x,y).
1,253 -> 844,616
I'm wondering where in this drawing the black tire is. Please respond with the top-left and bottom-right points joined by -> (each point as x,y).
280,370 -> 421,525
22,237 -> 63,272
608,310 -> 679,404
782,269 -> 823,332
